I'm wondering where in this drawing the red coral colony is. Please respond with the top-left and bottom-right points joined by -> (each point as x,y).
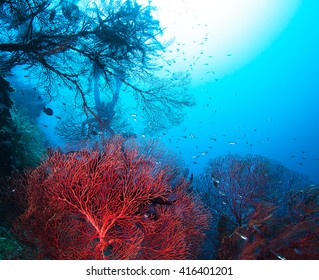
8,137 -> 208,260
0,0 -> 318,261
195,154 -> 319,260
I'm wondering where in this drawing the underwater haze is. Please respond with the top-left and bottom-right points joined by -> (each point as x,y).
155,0 -> 319,183
2,0 -> 318,183
1,0 -> 319,261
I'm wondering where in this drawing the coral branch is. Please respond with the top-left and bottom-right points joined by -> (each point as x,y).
11,136 -> 208,259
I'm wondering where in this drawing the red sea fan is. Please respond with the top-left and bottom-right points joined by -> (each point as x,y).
218,194 -> 319,260
11,136 -> 208,259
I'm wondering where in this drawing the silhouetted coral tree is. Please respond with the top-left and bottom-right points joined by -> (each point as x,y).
194,154 -> 314,259
198,155 -> 273,228
0,0 -> 194,138
219,186 -> 319,260
11,136 -> 208,259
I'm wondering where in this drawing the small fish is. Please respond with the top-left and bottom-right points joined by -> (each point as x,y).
228,142 -> 237,145
43,107 -> 53,116
201,152 -> 208,155
212,175 -> 220,188
275,253 -> 286,260
49,9 -> 56,21
189,133 -> 195,138
191,155 -> 199,159
213,180 -> 220,188
239,234 -> 248,240
55,116 -> 62,119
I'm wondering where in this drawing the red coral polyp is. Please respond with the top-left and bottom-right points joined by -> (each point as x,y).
12,136 -> 208,259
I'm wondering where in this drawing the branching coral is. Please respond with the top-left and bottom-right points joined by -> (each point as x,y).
194,154 -> 315,259
11,136 -> 208,259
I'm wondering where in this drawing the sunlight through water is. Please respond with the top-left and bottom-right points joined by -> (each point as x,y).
146,0 -> 301,82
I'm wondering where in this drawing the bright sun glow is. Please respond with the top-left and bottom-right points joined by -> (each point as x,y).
142,0 -> 301,83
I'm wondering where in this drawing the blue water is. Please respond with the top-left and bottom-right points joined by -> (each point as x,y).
2,1 -> 319,263
158,1 -> 319,183
5,1 -> 318,183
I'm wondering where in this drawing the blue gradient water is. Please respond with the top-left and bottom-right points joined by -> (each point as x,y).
7,1 -> 318,183
159,1 -> 319,183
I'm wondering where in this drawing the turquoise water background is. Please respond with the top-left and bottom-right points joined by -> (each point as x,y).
157,1 -> 319,182
14,0 -> 318,183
